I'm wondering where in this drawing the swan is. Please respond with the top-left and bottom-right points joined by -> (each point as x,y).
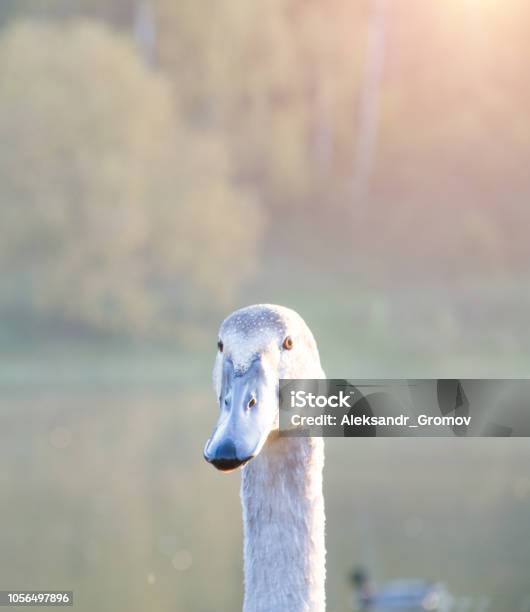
204,304 -> 326,612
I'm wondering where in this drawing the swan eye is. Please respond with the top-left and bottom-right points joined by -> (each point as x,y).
217,340 -> 223,352
282,336 -> 294,350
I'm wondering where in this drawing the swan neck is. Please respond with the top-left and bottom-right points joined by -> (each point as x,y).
241,436 -> 325,612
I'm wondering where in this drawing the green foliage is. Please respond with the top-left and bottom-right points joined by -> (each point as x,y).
155,0 -> 368,209
0,19 -> 262,335
1,0 -> 530,335
153,0 -> 530,275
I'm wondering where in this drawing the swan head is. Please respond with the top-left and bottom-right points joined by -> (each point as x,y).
204,304 -> 323,472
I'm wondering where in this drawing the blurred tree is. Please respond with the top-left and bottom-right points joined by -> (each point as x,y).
154,0 -> 369,211
0,0 -> 137,27
2,0 -> 530,287
0,20 -> 263,336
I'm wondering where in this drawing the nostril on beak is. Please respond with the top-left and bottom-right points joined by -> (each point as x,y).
247,397 -> 257,410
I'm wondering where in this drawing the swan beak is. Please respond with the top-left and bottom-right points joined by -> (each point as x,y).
204,357 -> 269,472
203,439 -> 253,472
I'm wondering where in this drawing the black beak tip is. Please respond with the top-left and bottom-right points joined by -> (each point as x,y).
204,453 -> 253,472
204,439 -> 253,471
